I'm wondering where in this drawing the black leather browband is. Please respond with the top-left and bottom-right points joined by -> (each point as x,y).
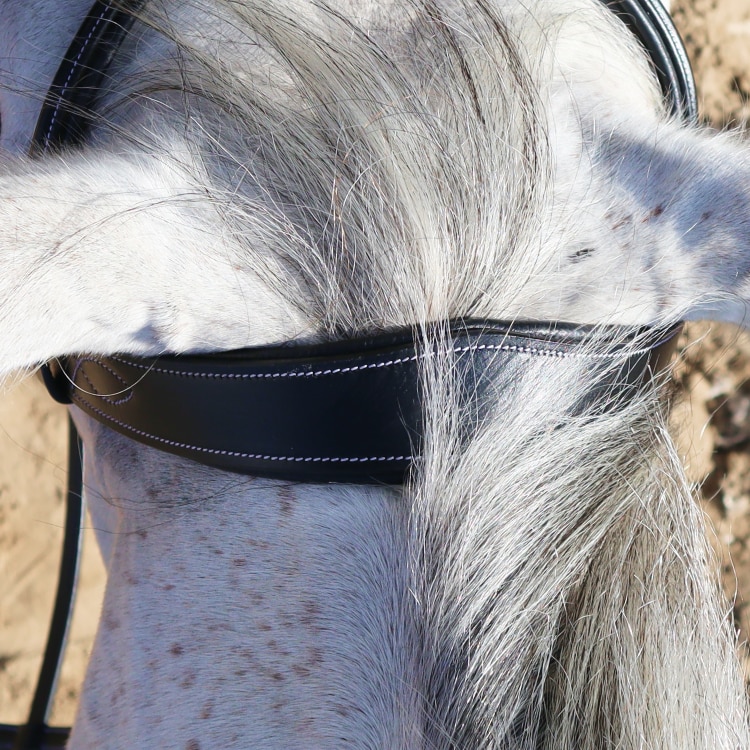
43,322 -> 683,483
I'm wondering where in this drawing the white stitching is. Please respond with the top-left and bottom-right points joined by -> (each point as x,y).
109,352 -> 421,379
107,339 -> 655,380
77,357 -> 134,405
71,392 -> 412,464
43,2 -> 112,149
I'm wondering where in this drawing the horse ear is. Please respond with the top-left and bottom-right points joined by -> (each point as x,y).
565,120 -> 750,327
0,151 -> 304,382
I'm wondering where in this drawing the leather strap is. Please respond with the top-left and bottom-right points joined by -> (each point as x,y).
604,0 -> 698,122
32,0 -> 145,154
44,322 -> 683,483
3,420 -> 82,750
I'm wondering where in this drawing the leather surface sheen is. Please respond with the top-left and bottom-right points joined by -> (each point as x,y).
604,0 -> 698,122
32,0 -> 145,153
49,323 -> 683,483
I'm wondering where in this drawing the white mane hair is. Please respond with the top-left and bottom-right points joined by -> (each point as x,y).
1,0 -> 749,747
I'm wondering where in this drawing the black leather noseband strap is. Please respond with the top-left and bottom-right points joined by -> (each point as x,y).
45,322 -> 683,483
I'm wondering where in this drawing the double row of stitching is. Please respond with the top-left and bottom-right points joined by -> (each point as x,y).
74,357 -> 134,405
71,393 -> 412,465
104,337 -> 662,382
64,322 -> 680,480
43,2 -> 112,150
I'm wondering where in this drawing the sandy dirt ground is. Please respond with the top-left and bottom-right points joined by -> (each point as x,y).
671,0 -> 750,680
2,0 -> 750,730
0,379 -> 105,726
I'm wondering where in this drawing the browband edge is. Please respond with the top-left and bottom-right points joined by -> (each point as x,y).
42,320 -> 683,484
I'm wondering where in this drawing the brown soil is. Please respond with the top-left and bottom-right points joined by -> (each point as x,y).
2,0 -> 750,729
0,380 -> 105,726
671,0 -> 750,680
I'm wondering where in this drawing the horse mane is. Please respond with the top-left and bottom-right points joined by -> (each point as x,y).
85,0 -> 750,745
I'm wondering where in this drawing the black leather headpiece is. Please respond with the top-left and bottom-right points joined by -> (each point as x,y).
604,0 -> 697,121
36,0 -> 695,484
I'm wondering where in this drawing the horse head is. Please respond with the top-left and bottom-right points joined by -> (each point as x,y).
0,1 -> 748,747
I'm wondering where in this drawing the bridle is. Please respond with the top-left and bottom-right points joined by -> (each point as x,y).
0,0 -> 696,747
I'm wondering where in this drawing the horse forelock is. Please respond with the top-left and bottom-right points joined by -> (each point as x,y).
114,0 -> 556,336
